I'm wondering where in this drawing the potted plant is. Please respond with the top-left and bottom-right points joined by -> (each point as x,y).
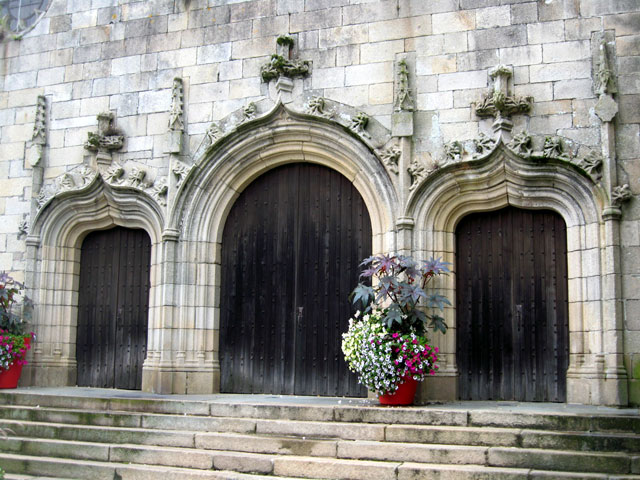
0,272 -> 34,389
342,254 -> 450,405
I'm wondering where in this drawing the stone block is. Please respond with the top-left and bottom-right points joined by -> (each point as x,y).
511,2 -> 538,24
290,8 -> 342,33
617,35 -> 640,57
564,17 -> 601,41
392,111 -> 414,137
4,72 -> 37,91
111,55 -> 141,76
398,463 -> 530,480
539,0 -> 579,21
158,48 -> 197,69
338,440 -> 487,465
476,6 -> 511,29
231,37 -> 273,59
581,0 -> 639,16
124,16 -> 169,38
500,45 -> 542,66
343,1 -> 397,26
71,10 -> 97,29
399,0 -> 458,16
469,25 -> 527,50
417,55 -> 457,75
345,63 -> 393,87
196,43 -> 232,64
276,0 -> 304,15
319,24 -> 368,49
527,20 -> 565,44
553,79 -> 594,100
110,445 -> 213,469
336,45 -> 359,67
543,40 -> 591,63
433,11 -> 475,34
370,17 -> 431,42
369,82 -> 393,105
457,49 -> 500,72
438,70 -> 487,91
256,419 -> 385,441
417,91 -> 453,110
530,60 -> 591,82
138,89 -> 171,114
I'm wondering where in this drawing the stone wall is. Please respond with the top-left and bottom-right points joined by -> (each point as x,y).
0,0 -> 638,405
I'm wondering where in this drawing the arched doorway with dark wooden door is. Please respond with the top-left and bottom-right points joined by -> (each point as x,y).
76,227 -> 152,389
456,206 -> 569,402
219,163 -> 371,396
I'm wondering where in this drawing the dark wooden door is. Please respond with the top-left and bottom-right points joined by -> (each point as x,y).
456,207 -> 569,402
220,163 -> 371,396
77,227 -> 151,389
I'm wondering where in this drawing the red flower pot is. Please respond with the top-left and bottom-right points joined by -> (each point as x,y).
378,376 -> 419,405
0,336 -> 31,389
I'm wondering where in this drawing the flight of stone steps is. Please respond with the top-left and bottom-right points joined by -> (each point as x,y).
0,389 -> 639,480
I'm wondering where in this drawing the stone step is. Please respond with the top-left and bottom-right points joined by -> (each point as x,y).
1,433 -> 637,476
2,391 -> 639,433
2,406 -> 639,455
0,453 -> 308,480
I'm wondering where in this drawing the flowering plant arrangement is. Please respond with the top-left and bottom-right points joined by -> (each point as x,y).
342,254 -> 450,396
0,272 -> 35,372
0,329 -> 32,371
342,309 -> 439,395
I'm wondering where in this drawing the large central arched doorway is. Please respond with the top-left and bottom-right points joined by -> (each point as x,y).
220,163 -> 371,396
456,206 -> 569,402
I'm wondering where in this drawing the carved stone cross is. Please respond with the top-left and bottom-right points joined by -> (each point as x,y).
474,65 -> 532,135
84,112 -> 125,165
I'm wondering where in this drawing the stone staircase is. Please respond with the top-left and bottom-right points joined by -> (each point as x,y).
0,389 -> 639,480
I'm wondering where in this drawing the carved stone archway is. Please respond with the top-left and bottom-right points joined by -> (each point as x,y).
22,176 -> 164,388
140,103 -> 399,394
404,142 -> 627,406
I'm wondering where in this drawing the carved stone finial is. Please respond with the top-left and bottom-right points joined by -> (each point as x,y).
261,35 -> 310,83
349,112 -> 370,138
579,151 -> 604,180
104,163 -> 125,184
595,39 -> 613,96
32,95 -> 47,145
305,96 -> 334,118
474,65 -> 532,134
204,122 -> 222,146
611,184 -> 632,207
173,160 -> 192,189
85,112 -> 125,164
508,130 -> 533,156
473,133 -> 496,158
127,167 -> 146,188
542,136 -> 568,160
408,157 -> 428,191
18,217 -> 29,237
378,145 -> 401,175
152,178 -> 168,206
168,77 -> 184,132
444,141 -> 463,163
240,102 -> 257,123
27,95 -> 47,167
394,59 -> 414,112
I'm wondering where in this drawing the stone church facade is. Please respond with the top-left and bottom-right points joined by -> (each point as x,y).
0,0 -> 638,406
